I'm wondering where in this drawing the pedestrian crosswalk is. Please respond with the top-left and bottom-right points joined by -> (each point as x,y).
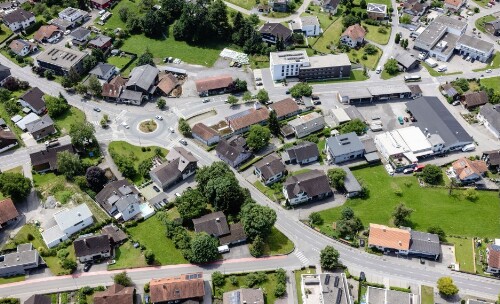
295,251 -> 310,265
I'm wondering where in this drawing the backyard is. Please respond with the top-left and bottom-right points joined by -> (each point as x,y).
107,241 -> 147,270
310,17 -> 343,53
348,45 -> 382,70
53,106 -> 86,135
213,271 -> 284,303
314,165 -> 500,239
107,55 -> 135,71
363,23 -> 391,45
449,237 -> 475,273
0,24 -> 12,44
480,75 -> 500,93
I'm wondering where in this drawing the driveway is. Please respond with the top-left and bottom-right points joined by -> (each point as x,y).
221,244 -> 252,260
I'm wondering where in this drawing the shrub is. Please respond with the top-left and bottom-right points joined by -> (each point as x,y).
212,271 -> 225,288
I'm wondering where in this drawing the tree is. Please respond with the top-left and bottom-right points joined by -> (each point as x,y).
327,168 -> 347,189
289,83 -> 313,98
57,151 -> 82,180
232,78 -> 247,92
137,49 -> 154,66
82,55 -> 97,73
160,0 -> 184,21
175,188 -> 207,220
384,58 -> 399,75
453,78 -> 469,92
364,44 -> 378,55
246,125 -> 270,151
392,203 -> 413,227
4,99 -> 21,116
45,94 -> 70,118
144,250 -> 155,265
256,89 -> 269,104
44,69 -> 54,80
360,0 -> 367,8
309,212 -> 323,226
242,91 -> 252,102
157,99 -> 166,109
60,258 -> 77,271
143,10 -> 166,37
85,166 -> 107,192
138,158 -> 152,178
395,32 -> 401,44
75,83 -> 88,95
249,235 -> 265,257
339,119 -> 366,135
91,49 -> 105,63
320,246 -> 340,270
205,175 -> 245,214
0,173 -> 32,202
402,38 -> 409,49
113,271 -> 133,287
227,95 -> 238,105
178,118 -> 192,137
88,75 -> 102,97
119,7 -> 129,22
195,162 -> 233,194
207,0 -> 230,38
427,226 -> 446,242
336,207 -> 363,238
421,164 -> 442,185
126,14 -> 143,33
115,156 -> 136,178
400,14 -> 412,24
212,271 -> 225,287
268,110 -> 280,136
70,122 -> 97,151
189,232 -> 219,263
437,277 -> 459,296
463,188 -> 478,201
67,68 -> 81,85
342,14 -> 360,28
241,203 -> 277,240
141,0 -> 154,11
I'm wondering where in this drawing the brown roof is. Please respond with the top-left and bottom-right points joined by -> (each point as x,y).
0,129 -> 17,149
445,0 -> 462,7
150,273 -> 205,303
192,123 -> 219,141
483,150 -> 500,166
215,136 -> 251,163
9,39 -> 31,55
93,284 -> 135,304
91,0 -> 112,5
283,169 -> 331,199
269,98 -> 300,119
95,180 -> 139,213
342,24 -> 366,40
258,23 -> 293,41
29,144 -> 75,171
24,294 -> 51,304
253,153 -> 286,181
219,223 -> 247,245
462,91 -> 489,108
195,75 -> 233,93
101,224 -> 128,244
20,87 -> 45,112
487,244 -> 500,269
452,158 -> 488,180
368,224 -> 410,250
227,107 -> 269,131
223,288 -> 264,304
0,198 -> 19,226
286,142 -> 319,163
192,211 -> 230,236
73,234 -> 111,258
102,76 -> 127,98
157,73 -> 179,95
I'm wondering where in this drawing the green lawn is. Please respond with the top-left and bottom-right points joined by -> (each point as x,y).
214,271 -> 283,303
128,214 -> 187,265
53,106 -> 86,135
474,52 -> 500,72
253,180 -> 283,201
421,285 -> 434,304
0,275 -> 25,285
107,55 -> 134,70
262,227 -> 294,256
348,45 -> 382,70
480,76 -> 500,93
290,168 -> 312,176
449,237 -> 475,273
5,166 -> 23,174
98,0 -> 140,30
381,70 -> 400,80
315,166 -> 500,238
422,62 -> 463,77
108,141 -> 168,185
363,23 -> 391,45
0,24 -> 13,43
225,0 -> 256,10
0,49 -> 33,67
311,17 -> 343,53
301,5 -> 336,30
294,267 -> 316,304
108,241 -> 147,270
475,15 -> 496,33
250,54 -> 270,69
0,100 -> 24,145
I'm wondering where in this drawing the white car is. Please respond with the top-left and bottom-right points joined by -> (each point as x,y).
121,122 -> 129,129
486,69 -> 492,73
376,66 -> 382,74
155,115 -> 163,121
169,127 -> 174,133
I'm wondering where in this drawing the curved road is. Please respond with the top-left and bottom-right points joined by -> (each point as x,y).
223,0 -> 313,22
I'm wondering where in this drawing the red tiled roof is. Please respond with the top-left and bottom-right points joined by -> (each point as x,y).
192,123 -> 218,141
487,244 -> 500,269
227,107 -> 269,131
195,75 -> 233,93
93,284 -> 135,304
269,98 -> 300,118
157,73 -> 179,95
342,24 -> 366,40
150,273 -> 205,303
34,25 -> 59,42
368,224 -> 410,250
445,0 -> 462,7
0,198 -> 19,226
452,158 -> 488,180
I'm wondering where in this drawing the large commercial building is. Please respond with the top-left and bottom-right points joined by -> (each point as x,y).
338,84 -> 413,104
36,46 -> 88,75
269,50 -> 351,81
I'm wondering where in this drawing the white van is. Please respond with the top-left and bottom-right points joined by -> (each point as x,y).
462,144 -> 476,152
376,66 -> 382,74
218,245 -> 230,253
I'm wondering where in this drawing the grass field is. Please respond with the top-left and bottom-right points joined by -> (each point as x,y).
215,271 -> 283,303
480,76 -> 500,93
263,227 -> 295,256
53,107 -> 86,135
5,166 -> 23,174
363,23 -> 391,45
128,214 -> 187,265
250,55 -> 270,69
381,69 -> 400,80
0,49 -> 32,67
108,141 -> 168,185
449,237 -> 475,273
225,0 -> 256,10
315,166 -> 500,238
311,18 -> 343,53
0,24 -> 12,44
474,52 -> 500,72
98,0 -> 140,30
253,181 -> 283,201
348,45 -> 382,70
108,241 -> 147,270
421,285 -> 434,304
475,15 -> 496,33
107,55 -> 134,70
0,275 -> 25,285
301,5 -> 336,29
422,62 -> 463,77
294,267 -> 316,304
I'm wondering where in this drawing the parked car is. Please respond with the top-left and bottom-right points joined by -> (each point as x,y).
83,263 -> 92,272
169,127 -> 174,133
285,90 -> 290,94
398,116 -> 404,125
403,168 -> 414,174
179,138 -> 187,145
256,82 -> 263,86
202,98 -> 210,103
155,115 -> 163,121
121,122 -> 129,129
376,66 -> 382,74
94,107 -> 101,112
255,77 -> 262,81
153,185 -> 160,192
486,69 -> 492,73
175,192 -> 182,197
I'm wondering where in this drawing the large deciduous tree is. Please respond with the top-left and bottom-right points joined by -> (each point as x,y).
175,188 -> 207,220
113,271 -> 133,287
195,162 -> 233,194
240,203 -> 277,240
421,164 -> 443,185
85,166 -> 107,192
320,246 -> 340,270
0,173 -> 31,202
392,203 -> 413,227
189,232 -> 219,263
336,207 -> 363,238
246,125 -> 270,151
437,277 -> 459,296
289,83 -> 312,98
70,122 -> 97,151
57,151 -> 83,180
327,168 -> 347,190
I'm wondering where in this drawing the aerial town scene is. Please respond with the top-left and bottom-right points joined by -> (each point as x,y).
0,0 -> 498,302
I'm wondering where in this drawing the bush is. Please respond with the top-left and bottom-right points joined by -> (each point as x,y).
144,250 -> 155,265
144,282 -> 150,293
309,212 -> 324,226
212,271 -> 225,288
275,282 -> 286,297
229,276 -> 238,286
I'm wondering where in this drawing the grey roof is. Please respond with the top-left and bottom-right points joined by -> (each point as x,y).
20,87 -> 45,112
36,46 -> 87,70
409,230 -> 440,256
126,64 -> 159,92
74,234 -> 110,258
50,18 -> 72,29
70,27 -> 91,41
95,180 -> 139,213
258,22 -> 292,40
415,22 -> 447,48
326,132 -> 364,157
0,243 -> 38,270
362,138 -> 377,153
367,2 -> 387,13
192,211 -> 230,236
285,141 -> 319,163
320,274 -> 349,304
385,289 -> 412,304
151,147 -> 197,185
26,115 -> 54,134
0,64 -> 10,83
369,84 -> 411,96
283,169 -> 331,199
300,16 -> 320,26
16,112 -> 40,130
223,288 -> 264,304
344,106 -> 365,121
218,223 -> 247,245
24,294 -> 51,304
0,118 -> 5,126
458,34 -> 494,53
29,143 -> 75,170
119,89 -> 143,101
408,84 -> 422,96
88,35 -> 111,47
485,19 -> 500,30
3,9 -> 34,25
322,0 -> 341,8
441,83 -> 458,97
253,153 -> 286,180
288,112 -> 325,129
395,53 -> 418,69
304,54 -> 351,69
343,167 -> 362,193
54,204 -> 92,232
407,96 -> 472,146
479,103 -> 500,132
101,224 -> 128,244
367,287 -> 411,304
215,136 -> 250,163
434,15 -> 467,31
90,62 -> 115,78
339,87 -> 372,99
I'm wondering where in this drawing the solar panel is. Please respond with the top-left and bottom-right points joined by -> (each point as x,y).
324,274 -> 330,285
334,276 -> 339,287
336,289 -> 343,304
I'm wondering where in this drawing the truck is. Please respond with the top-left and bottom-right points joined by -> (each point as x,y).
425,58 -> 438,67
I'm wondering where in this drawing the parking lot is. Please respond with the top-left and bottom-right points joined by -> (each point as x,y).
355,100 -> 411,134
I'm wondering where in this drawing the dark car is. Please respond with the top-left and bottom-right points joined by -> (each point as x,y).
360,271 -> 366,282
83,263 -> 92,272
153,185 -> 160,193
285,90 -> 290,94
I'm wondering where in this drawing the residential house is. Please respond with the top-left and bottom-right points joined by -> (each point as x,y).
73,234 -> 111,263
195,74 -> 233,96
29,144 -> 76,172
485,19 -> 500,36
90,0 -> 113,9
215,136 -> 252,168
282,169 -> 332,205
340,24 -> 366,48
269,0 -> 288,12
259,22 -> 292,45
482,150 -> 500,172
282,141 -> 319,165
441,83 -> 459,99
121,64 -> 159,105
41,204 -> 94,248
70,27 -> 91,46
394,53 -> 419,71
192,122 -> 220,146
366,287 -> 419,304
325,132 -> 365,164
95,180 -> 141,221
34,25 -> 61,43
149,146 -> 198,190
0,244 -> 43,277
93,284 -> 135,304
269,98 -> 301,120
219,223 -> 247,246
9,39 -> 36,57
450,157 -> 488,183
223,289 -> 264,304
102,76 -> 126,101
89,63 -> 116,82
226,103 -> 269,134
25,115 -> 56,141
368,224 -> 411,255
101,224 -> 128,245
462,90 -> 489,109
445,0 -> 463,11
19,87 -> 46,115
50,18 -> 72,31
0,129 -> 17,153
0,64 -> 11,86
321,0 -> 340,13
24,294 -> 51,304
343,167 -> 362,198
0,198 -> 19,229
253,153 -> 286,185
149,273 -> 205,304
366,3 -> 387,20
193,211 -> 230,237
291,16 -> 321,37
157,73 -> 179,97
403,0 -> 428,16
88,35 -> 112,50
58,7 -> 88,27
3,9 -> 35,32
477,103 -> 500,139
36,46 -> 88,75
409,229 -> 440,260
288,112 -> 325,138
486,239 -> 500,274
15,113 -> 39,131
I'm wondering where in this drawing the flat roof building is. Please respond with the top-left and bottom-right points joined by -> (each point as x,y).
36,46 -> 88,75
0,243 -> 43,277
338,84 -> 413,104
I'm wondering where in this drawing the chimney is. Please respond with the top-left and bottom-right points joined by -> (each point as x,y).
383,227 -> 386,232
216,218 -> 220,222
266,162 -> 270,166
399,241 -> 402,246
